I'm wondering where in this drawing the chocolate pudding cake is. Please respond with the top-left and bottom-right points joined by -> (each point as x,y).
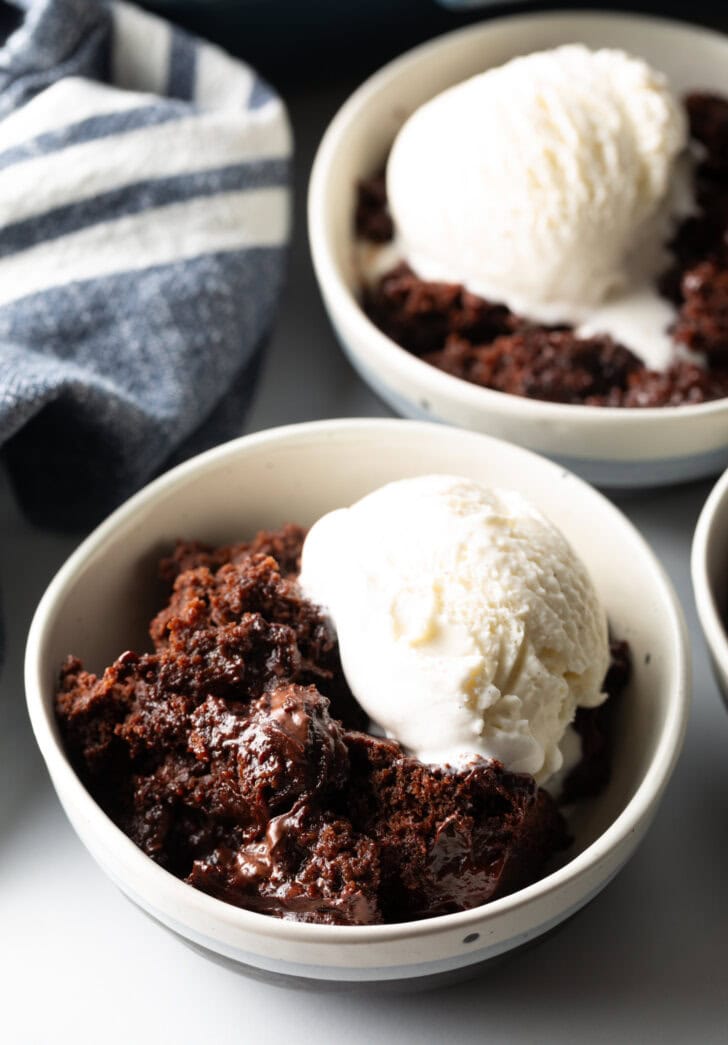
55,525 -> 630,926
357,93 -> 728,407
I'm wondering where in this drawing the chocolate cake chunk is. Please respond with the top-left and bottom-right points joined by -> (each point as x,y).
56,654 -> 136,782
236,685 -> 349,817
344,732 -> 567,920
562,640 -> 631,802
365,263 -> 518,356
150,546 -> 362,728
158,523 -> 306,587
660,216 -> 723,305
188,802 -> 383,925
619,359 -> 728,407
185,686 -> 379,925
674,261 -> 728,356
355,173 -> 393,243
686,92 -> 728,176
425,330 -> 641,405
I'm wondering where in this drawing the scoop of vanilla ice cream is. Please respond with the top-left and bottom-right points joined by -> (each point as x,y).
299,476 -> 610,784
386,44 -> 688,326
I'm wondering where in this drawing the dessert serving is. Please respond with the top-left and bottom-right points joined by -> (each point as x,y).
55,476 -> 630,926
356,45 -> 728,407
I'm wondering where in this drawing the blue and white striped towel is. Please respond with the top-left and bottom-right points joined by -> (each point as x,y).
0,0 -> 291,529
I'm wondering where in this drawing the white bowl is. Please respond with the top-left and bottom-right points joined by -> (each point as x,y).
692,468 -> 728,708
308,11 -> 728,489
26,419 -> 689,985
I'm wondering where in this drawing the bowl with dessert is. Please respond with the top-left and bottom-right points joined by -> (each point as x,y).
25,418 -> 689,985
692,467 -> 728,709
309,12 -> 728,487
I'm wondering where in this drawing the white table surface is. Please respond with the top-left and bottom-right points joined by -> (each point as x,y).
3,80 -> 728,1045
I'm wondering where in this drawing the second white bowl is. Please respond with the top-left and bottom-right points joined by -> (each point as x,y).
309,11 -> 728,488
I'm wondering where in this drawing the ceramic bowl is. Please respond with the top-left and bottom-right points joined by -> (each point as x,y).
692,468 -> 728,708
308,11 -> 728,488
26,419 -> 689,985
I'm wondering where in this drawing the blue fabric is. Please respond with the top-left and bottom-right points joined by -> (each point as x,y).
0,0 -> 291,529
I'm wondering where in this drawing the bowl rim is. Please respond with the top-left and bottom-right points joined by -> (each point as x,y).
25,417 -> 691,948
308,8 -> 728,426
692,468 -> 728,685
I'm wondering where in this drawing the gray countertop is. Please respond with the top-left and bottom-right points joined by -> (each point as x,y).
2,78 -> 728,1045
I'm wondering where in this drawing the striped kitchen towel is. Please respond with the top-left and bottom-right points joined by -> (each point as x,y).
0,0 -> 291,529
